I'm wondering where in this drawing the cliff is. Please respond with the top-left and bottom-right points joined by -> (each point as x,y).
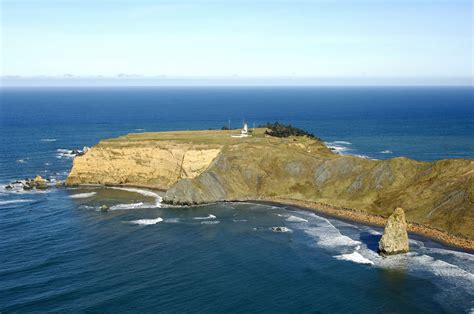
67,129 -> 474,240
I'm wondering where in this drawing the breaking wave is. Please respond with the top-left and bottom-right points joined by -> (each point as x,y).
40,138 -> 57,142
109,187 -> 162,208
193,214 -> 216,220
0,199 -> 34,206
129,217 -> 163,225
304,216 -> 361,248
110,202 -> 148,210
70,192 -> 97,199
380,150 -> 393,154
335,251 -> 374,265
286,215 -> 308,223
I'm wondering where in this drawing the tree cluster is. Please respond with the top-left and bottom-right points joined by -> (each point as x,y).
259,122 -> 319,140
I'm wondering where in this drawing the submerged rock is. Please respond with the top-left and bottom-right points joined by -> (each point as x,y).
100,205 -> 109,212
271,226 -> 291,233
378,207 -> 409,255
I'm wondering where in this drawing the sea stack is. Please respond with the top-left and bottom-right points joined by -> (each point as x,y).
378,207 -> 409,255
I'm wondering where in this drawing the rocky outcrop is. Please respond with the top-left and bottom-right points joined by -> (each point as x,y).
3,176 -> 51,191
67,129 -> 474,239
378,208 -> 409,255
33,176 -> 48,189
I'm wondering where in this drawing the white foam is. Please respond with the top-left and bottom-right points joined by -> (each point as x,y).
201,220 -> 220,225
56,149 -> 75,158
413,254 -> 474,280
69,192 -> 96,199
16,159 -> 27,163
0,183 -> 51,195
380,150 -> 393,154
40,138 -> 57,142
325,142 -> 350,154
109,187 -> 162,207
193,214 -> 216,220
0,199 -> 33,206
333,141 -> 352,145
286,215 -> 308,223
353,154 -> 371,159
335,251 -> 374,265
110,202 -> 146,210
304,216 -> 361,247
129,217 -> 163,225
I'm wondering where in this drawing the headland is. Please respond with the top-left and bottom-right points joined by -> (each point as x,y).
66,127 -> 474,250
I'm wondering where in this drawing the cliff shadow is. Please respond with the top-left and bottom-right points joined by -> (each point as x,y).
359,231 -> 382,252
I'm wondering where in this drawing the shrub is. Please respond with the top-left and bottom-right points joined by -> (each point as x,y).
259,122 -> 319,140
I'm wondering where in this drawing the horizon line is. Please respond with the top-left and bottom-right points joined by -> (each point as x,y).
1,75 -> 472,87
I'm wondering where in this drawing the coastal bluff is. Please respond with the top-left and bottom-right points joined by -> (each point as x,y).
67,129 -> 474,244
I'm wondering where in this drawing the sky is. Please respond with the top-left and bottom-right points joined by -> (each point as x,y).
0,0 -> 472,85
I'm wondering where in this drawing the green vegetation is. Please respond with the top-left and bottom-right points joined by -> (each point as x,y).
259,122 -> 320,140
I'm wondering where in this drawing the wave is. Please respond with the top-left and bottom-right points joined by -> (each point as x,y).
16,159 -> 27,163
304,216 -> 361,247
335,251 -> 374,265
201,220 -> 220,225
333,141 -> 352,145
40,138 -> 57,142
109,187 -> 162,207
286,215 -> 308,223
193,214 -> 216,220
56,149 -> 75,159
325,142 -> 351,154
0,199 -> 33,206
380,150 -> 393,154
233,219 -> 247,222
69,192 -> 96,199
110,202 -> 149,210
129,217 -> 163,225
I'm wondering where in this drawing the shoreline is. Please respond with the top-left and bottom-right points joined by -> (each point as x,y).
248,197 -> 474,252
69,183 -> 474,251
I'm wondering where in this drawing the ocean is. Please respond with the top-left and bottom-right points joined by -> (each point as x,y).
0,86 -> 473,312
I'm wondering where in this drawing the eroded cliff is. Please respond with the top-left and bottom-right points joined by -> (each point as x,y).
66,131 -> 223,190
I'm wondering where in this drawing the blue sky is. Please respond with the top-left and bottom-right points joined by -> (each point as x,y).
1,0 -> 472,84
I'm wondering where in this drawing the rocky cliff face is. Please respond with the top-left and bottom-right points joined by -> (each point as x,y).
67,129 -> 474,239
66,131 -> 223,190
378,208 -> 409,255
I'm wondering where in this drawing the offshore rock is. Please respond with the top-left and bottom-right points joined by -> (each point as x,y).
33,175 -> 48,189
378,207 -> 409,255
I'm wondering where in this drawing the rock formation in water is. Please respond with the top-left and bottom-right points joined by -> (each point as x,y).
378,207 -> 409,255
66,129 -> 474,240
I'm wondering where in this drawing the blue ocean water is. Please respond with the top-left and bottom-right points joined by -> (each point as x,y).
0,87 -> 473,312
